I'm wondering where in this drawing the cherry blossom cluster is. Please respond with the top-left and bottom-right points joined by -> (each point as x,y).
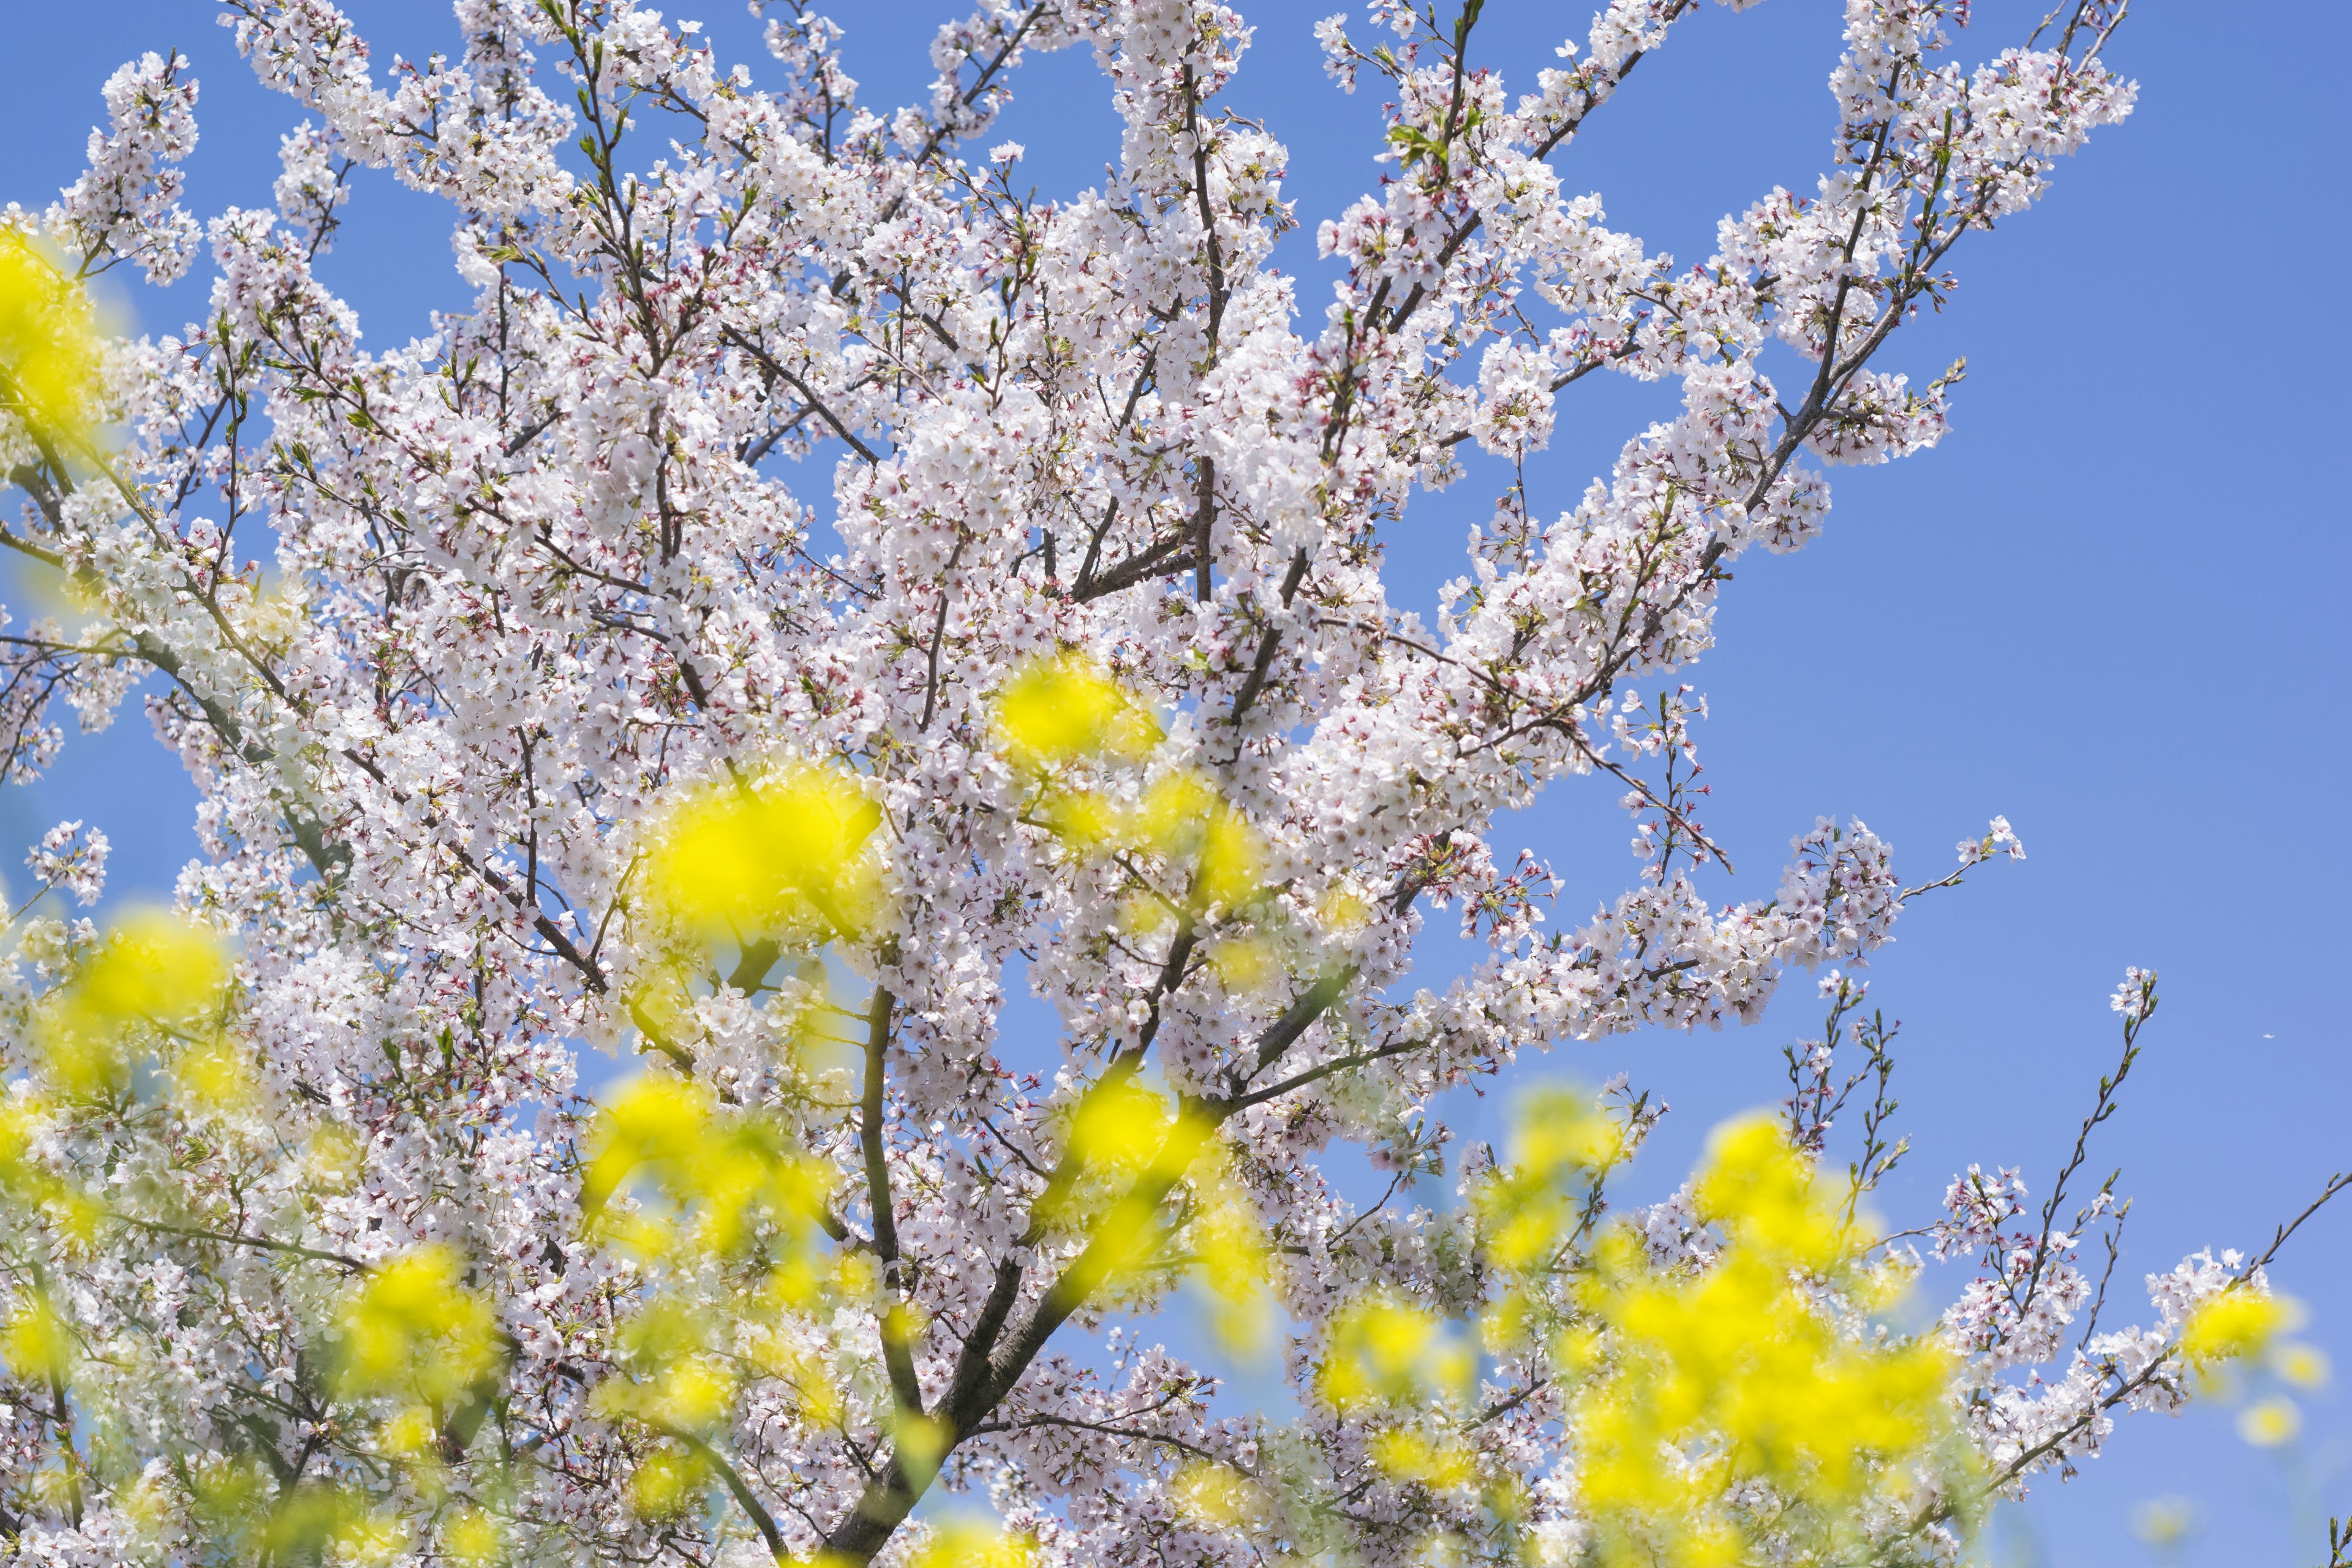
0,0 -> 2296,1564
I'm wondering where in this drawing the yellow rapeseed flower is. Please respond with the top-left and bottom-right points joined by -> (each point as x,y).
1186,1142 -> 1275,1355
1,1292 -> 75,1382
39,910 -> 228,1099
0,237 -> 106,451
0,1096 -> 55,1203
644,764 -> 883,941
265,1484 -> 410,1566
2179,1290 -> 2298,1366
628,1447 -> 703,1520
442,1507 -> 505,1566
1062,1077 -> 1174,1177
993,653 -> 1160,774
173,1036 -> 257,1112
1172,1459 -> 1265,1532
2238,1396 -> 2299,1448
581,1077 -> 828,1262
1370,1427 -> 1477,1490
1570,1113 -> 1966,1567
1320,1298 -> 1471,1412
2273,1342 -> 2331,1390
1477,1086 -> 1623,1281
907,1518 -> 1036,1568
992,655 -> 1266,914
328,1245 -> 501,1406
1692,1113 -> 1847,1273
2130,1496 -> 2196,1547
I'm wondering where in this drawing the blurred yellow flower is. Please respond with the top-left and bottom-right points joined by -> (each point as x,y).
581,1077 -> 829,1262
1570,1112 -> 1964,1567
1172,1459 -> 1264,1532
1320,1298 -> 1471,1412
1370,1426 -> 1477,1490
993,653 -> 1159,774
39,909 -> 228,1099
1,1292 -> 74,1382
992,655 -> 1267,919
441,1506 -> 505,1566
1186,1140 -> 1275,1356
2273,1341 -> 2331,1390
1063,1077 -> 1173,1177
2130,1496 -> 2196,1547
2180,1289 -> 2300,1366
628,1447 -> 703,1520
1477,1085 -> 1623,1280
2238,1396 -> 2300,1448
264,1484 -> 409,1567
906,1517 -> 1035,1568
0,237 -> 107,451
328,1245 -> 500,1406
644,764 -> 883,941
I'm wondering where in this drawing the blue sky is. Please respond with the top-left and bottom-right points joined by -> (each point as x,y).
4,1 -> 2347,1562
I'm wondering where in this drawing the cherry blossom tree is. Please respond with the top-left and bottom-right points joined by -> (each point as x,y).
0,0 -> 2334,1564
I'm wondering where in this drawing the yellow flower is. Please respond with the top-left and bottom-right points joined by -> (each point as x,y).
265,1485 -> 409,1565
1319,1298 -> 1469,1412
1569,1112 -> 1965,1567
1,1292 -> 74,1382
581,1077 -> 827,1263
652,1354 -> 737,1433
644,764 -> 883,941
2238,1396 -> 2300,1448
628,1448 -> 704,1520
1476,1086 -> 1623,1278
2272,1342 -> 2330,1390
2180,1290 -> 2299,1365
2130,1496 -> 2196,1547
993,654 -> 1159,774
1692,1112 -> 1847,1272
0,237 -> 107,450
0,1095 -> 55,1202
1370,1427 -> 1477,1490
442,1507 -> 505,1566
1172,1460 -> 1261,1531
39,910 -> 228,1099
906,1518 -> 1035,1568
1062,1077 -> 1173,1176
174,1036 -> 257,1112
328,1245 -> 501,1406
992,657 -> 1265,914
377,1404 -> 439,1462
892,1411 -> 952,1488
1185,1142 -> 1275,1356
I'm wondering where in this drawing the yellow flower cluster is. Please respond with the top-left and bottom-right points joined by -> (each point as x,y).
329,1245 -> 502,1406
905,1517 -> 1039,1568
580,1078 -> 852,1510
1038,1075 -> 1271,1341
993,653 -> 1162,772
0,1092 -> 100,1245
1,1290 -> 74,1384
643,764 -> 884,943
164,1469 -> 497,1568
1172,1457 -> 1272,1534
35,909 -> 229,1102
1477,1087 -> 1626,1348
1320,1298 -> 1474,1413
2179,1287 -> 2328,1449
582,1077 -> 831,1267
1566,1115 -> 1962,1567
993,654 -> 1264,924
0,236 -> 107,451
2180,1289 -> 2298,1365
